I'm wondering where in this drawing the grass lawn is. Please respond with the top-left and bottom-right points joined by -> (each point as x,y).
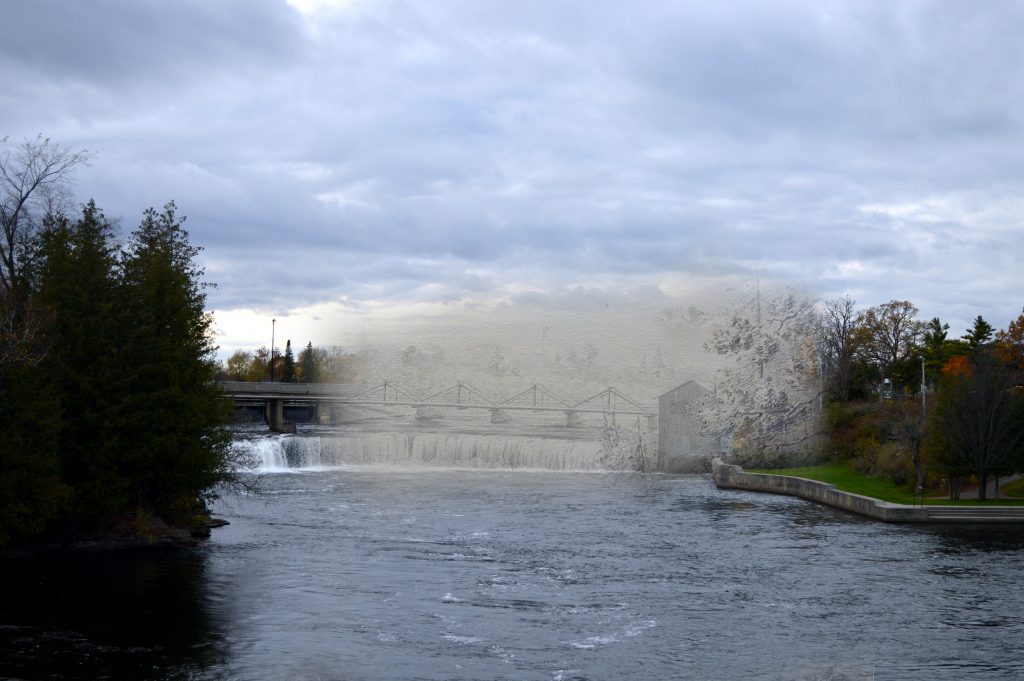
746,462 -> 1024,506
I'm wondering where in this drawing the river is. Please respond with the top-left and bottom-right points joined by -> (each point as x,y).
2,432 -> 1023,680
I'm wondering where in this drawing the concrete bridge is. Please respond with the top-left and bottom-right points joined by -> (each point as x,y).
218,380 -> 658,433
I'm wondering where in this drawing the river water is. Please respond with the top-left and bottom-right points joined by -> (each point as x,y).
2,432 -> 1024,680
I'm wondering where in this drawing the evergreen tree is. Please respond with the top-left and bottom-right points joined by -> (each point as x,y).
282,339 -> 297,382
34,202 -> 128,523
921,317 -> 968,383
298,341 -> 319,383
117,202 -> 235,523
963,315 -> 995,350
1,196 -> 241,546
0,355 -> 65,546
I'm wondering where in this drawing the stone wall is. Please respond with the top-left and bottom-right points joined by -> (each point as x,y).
711,458 -> 1024,524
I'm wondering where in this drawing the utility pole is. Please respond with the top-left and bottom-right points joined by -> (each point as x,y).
270,318 -> 276,383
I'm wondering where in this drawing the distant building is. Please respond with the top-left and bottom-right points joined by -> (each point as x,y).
657,381 -> 723,472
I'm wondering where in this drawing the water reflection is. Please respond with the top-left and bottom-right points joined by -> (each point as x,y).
922,525 -> 1024,554
0,546 -> 224,680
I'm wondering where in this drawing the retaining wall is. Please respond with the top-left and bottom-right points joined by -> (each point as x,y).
711,458 -> 1024,524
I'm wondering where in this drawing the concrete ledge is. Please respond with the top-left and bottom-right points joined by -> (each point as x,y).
711,458 -> 1024,524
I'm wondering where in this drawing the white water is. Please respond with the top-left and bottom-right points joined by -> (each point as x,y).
234,431 -> 647,472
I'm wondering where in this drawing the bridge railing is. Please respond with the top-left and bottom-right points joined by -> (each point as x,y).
216,380 -> 657,416
218,381 -> 363,397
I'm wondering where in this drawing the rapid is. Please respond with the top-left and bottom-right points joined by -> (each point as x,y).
2,431 -> 1023,680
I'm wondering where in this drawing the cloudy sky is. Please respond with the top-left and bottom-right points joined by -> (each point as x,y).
3,0 -> 1022,355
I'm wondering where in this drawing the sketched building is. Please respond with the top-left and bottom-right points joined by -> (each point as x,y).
657,380 -> 723,472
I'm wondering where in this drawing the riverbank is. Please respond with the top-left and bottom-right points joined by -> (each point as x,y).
746,462 -> 1024,504
712,458 -> 1024,524
1,515 -> 230,557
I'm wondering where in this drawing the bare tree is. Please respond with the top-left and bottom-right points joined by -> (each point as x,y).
819,295 -> 859,402
0,135 -> 90,291
0,136 -> 89,375
886,400 -> 927,492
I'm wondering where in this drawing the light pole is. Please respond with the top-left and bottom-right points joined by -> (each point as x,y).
270,318 -> 276,383
920,354 -> 926,417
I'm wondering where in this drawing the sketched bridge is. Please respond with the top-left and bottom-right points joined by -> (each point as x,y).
218,380 -> 658,433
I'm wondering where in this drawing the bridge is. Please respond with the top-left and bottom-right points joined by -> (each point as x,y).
218,380 -> 658,433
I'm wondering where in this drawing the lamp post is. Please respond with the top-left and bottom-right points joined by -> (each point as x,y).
270,318 -> 276,383
920,354 -> 926,417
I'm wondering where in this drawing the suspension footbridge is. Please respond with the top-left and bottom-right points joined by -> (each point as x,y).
219,380 -> 658,433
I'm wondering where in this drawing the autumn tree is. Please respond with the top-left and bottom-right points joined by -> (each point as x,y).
320,345 -> 359,383
927,350 -> 1024,500
994,310 -> 1024,378
250,346 -> 271,381
225,350 -> 252,380
855,300 -> 924,390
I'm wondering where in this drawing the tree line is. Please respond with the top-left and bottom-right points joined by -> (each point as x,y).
221,342 -> 359,383
818,298 -> 1024,500
0,136 -> 240,548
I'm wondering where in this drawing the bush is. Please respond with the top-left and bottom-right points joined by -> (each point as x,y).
730,447 -> 824,470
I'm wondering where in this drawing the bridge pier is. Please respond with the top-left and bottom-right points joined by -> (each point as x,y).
416,406 -> 441,420
564,410 -> 581,427
266,398 -> 287,433
646,414 -> 658,430
268,399 -> 284,430
315,402 -> 333,425
489,408 -> 512,424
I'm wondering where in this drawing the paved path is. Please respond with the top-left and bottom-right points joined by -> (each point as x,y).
955,474 -> 1022,500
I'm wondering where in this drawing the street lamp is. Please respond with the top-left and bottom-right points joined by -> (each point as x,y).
920,354 -> 926,417
270,318 -> 276,383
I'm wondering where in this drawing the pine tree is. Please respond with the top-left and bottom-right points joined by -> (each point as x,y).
117,202 -> 235,523
34,201 -> 128,523
963,315 -> 995,350
282,339 -> 297,382
921,317 -> 968,383
298,341 -> 319,383
2,198 -> 241,545
0,358 -> 65,546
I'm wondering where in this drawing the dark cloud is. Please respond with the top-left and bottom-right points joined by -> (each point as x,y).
1,0 -> 303,87
2,0 -> 1022,341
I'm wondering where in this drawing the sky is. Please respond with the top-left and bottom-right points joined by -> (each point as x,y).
2,0 -> 1022,359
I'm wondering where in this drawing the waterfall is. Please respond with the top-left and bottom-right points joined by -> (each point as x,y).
233,431 -> 647,473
